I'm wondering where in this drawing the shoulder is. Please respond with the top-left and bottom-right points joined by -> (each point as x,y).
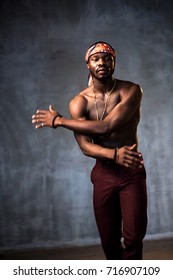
69,88 -> 89,109
69,88 -> 90,118
117,79 -> 143,100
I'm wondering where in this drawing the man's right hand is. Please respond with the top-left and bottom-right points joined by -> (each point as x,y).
116,144 -> 144,169
32,105 -> 61,129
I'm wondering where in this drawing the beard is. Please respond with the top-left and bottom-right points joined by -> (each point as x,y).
89,67 -> 115,82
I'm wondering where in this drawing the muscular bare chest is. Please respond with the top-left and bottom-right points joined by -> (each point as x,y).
82,88 -> 139,148
85,90 -> 121,121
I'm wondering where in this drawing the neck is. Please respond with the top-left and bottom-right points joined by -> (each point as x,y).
92,77 -> 115,95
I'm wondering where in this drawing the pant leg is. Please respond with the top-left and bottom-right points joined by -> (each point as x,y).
91,160 -> 123,260
119,166 -> 147,260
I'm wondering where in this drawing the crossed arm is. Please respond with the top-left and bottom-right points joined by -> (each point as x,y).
68,99 -> 143,168
32,84 -> 143,168
32,84 -> 142,135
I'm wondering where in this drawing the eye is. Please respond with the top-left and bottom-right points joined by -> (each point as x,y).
104,55 -> 112,61
91,56 -> 99,62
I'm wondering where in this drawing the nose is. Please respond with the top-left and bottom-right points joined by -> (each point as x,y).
98,58 -> 106,66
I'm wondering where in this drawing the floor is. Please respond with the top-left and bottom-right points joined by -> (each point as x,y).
0,239 -> 173,260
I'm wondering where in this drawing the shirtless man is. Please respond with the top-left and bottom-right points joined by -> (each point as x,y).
32,42 -> 147,259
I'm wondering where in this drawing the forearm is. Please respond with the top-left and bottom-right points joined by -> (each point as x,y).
54,93 -> 141,136
75,134 -> 143,169
58,84 -> 142,136
32,84 -> 142,135
55,117 -> 109,135
79,139 -> 115,160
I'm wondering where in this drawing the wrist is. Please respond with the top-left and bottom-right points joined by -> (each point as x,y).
113,148 -> 119,163
52,114 -> 63,128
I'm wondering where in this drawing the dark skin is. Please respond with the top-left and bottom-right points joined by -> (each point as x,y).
32,53 -> 144,168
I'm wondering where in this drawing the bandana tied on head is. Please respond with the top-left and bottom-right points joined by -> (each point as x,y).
85,42 -> 116,86
85,42 -> 116,63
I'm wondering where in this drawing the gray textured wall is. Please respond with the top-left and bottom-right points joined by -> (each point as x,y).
0,0 -> 173,251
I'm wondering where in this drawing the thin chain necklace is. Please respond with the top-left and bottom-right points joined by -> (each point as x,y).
93,79 -> 116,121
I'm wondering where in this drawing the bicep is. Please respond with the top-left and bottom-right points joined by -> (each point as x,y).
69,95 -> 93,148
69,95 -> 88,120
104,84 -> 142,132
74,132 -> 93,151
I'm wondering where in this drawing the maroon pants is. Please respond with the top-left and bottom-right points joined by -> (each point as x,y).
91,159 -> 147,260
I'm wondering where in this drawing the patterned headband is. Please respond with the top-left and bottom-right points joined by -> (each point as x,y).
85,42 -> 116,63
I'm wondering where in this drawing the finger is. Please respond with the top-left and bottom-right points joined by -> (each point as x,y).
32,114 -> 38,120
124,158 -> 137,167
33,115 -> 46,123
49,104 -> 54,112
32,114 -> 37,119
125,146 -> 141,157
124,161 -> 143,169
32,116 -> 45,123
131,157 -> 143,165
32,113 -> 45,120
124,156 -> 143,167
130,155 -> 143,163
36,110 -> 47,114
128,150 -> 142,158
129,144 -> 137,151
124,162 -> 136,169
35,123 -> 44,129
124,153 -> 141,162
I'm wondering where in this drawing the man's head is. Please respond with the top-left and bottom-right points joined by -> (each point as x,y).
85,41 -> 116,64
85,41 -> 116,85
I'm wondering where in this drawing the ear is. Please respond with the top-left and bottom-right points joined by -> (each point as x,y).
112,58 -> 116,70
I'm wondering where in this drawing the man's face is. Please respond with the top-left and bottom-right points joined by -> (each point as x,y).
87,53 -> 115,80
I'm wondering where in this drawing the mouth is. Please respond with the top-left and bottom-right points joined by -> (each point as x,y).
97,67 -> 107,73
